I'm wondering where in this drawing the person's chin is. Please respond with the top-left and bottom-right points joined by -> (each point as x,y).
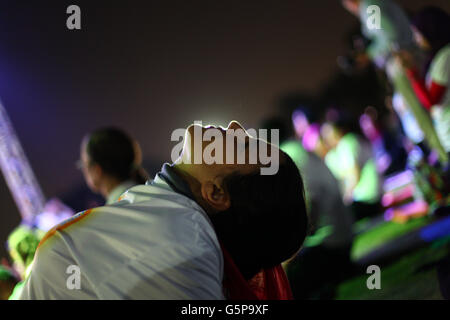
182,124 -> 199,165
186,123 -> 205,137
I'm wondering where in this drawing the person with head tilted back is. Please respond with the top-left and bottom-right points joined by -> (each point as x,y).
19,121 -> 308,300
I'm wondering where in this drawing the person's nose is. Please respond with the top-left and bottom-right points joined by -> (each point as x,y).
227,120 -> 245,131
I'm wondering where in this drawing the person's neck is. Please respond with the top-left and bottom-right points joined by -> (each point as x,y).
172,163 -> 213,214
99,177 -> 122,199
172,163 -> 200,196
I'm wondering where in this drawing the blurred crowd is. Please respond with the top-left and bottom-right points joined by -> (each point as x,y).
0,0 -> 449,300
263,1 -> 450,299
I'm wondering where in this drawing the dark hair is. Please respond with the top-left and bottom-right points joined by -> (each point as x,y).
210,152 -> 309,280
86,127 -> 148,184
259,116 -> 291,145
412,7 -> 450,62
325,107 -> 360,135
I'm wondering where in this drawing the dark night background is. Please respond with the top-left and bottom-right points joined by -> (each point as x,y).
0,0 -> 449,259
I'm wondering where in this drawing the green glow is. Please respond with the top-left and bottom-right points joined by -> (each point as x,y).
351,217 -> 430,260
0,266 -> 14,281
8,281 -> 25,300
7,225 -> 43,275
353,159 -> 379,203
325,133 -> 379,203
280,140 -> 308,168
303,225 -> 334,247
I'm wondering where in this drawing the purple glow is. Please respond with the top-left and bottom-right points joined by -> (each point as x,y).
302,123 -> 320,152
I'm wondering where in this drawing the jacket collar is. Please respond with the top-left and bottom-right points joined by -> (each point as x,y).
153,163 -> 196,202
106,180 -> 137,205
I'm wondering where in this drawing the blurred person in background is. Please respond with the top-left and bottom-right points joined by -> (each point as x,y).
359,106 -> 407,176
396,6 -> 450,156
5,225 -> 44,299
78,127 -> 149,205
290,108 -> 330,159
341,0 -> 415,69
292,108 -> 311,146
394,7 -> 450,210
341,0 -> 448,166
7,225 -> 43,281
321,109 -> 382,219
262,116 -> 355,299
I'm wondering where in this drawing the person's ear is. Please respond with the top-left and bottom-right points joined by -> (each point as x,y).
200,181 -> 231,212
133,140 -> 143,166
89,163 -> 103,185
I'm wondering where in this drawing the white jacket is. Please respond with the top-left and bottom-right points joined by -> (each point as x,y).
19,173 -> 224,300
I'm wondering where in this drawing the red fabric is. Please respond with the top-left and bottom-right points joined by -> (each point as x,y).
406,68 -> 447,111
220,243 -> 293,300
